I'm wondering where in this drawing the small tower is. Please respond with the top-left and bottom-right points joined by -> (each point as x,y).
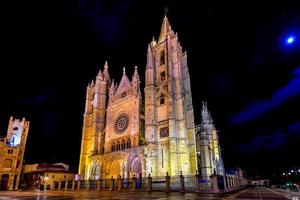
0,117 -> 29,190
197,102 -> 225,180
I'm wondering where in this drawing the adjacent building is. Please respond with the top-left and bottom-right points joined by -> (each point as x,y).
23,162 -> 75,189
0,117 -> 29,190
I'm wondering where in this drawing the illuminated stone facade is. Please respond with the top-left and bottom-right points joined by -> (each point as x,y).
195,102 -> 225,180
79,15 -> 197,180
0,117 -> 29,190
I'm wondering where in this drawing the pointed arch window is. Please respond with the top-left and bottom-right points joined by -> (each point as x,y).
161,71 -> 166,81
117,141 -> 120,150
160,51 -> 165,66
127,139 -> 131,148
121,140 -> 125,150
160,95 -> 165,105
112,142 -> 115,152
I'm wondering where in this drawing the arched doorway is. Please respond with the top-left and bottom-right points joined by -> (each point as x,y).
90,161 -> 101,180
127,154 -> 143,188
0,174 -> 9,190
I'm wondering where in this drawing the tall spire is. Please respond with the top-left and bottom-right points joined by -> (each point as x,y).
158,15 -> 173,42
201,102 -> 213,124
97,69 -> 102,80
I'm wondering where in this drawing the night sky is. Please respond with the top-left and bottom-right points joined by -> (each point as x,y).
1,0 -> 299,177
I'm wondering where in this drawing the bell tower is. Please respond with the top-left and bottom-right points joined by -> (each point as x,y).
79,61 -> 110,178
145,15 -> 197,176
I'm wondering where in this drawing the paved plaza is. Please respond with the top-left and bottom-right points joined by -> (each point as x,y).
0,187 -> 299,199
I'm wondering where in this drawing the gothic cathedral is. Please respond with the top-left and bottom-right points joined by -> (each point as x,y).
79,15 -> 198,180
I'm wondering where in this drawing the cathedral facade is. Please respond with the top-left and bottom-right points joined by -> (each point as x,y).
0,117 -> 29,190
79,16 -> 201,181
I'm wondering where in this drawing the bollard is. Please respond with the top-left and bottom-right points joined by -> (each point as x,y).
65,180 -> 68,190
97,179 -> 100,190
77,180 -> 81,190
100,178 -> 103,190
131,175 -> 137,190
110,176 -> 115,191
147,174 -> 152,192
211,175 -> 220,193
72,180 -> 75,190
51,181 -> 55,190
195,171 -> 201,192
88,178 -> 91,190
58,181 -> 62,190
165,172 -> 170,193
179,171 -> 185,193
117,175 -> 122,191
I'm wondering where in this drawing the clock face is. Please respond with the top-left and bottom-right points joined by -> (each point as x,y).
114,113 -> 129,134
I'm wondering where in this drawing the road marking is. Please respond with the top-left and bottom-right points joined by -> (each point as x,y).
257,187 -> 263,200
222,188 -> 249,199
265,187 -> 297,200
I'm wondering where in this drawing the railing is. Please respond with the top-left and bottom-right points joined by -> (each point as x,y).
47,173 -> 249,193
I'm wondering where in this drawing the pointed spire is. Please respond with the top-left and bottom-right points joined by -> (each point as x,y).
133,66 -> 139,80
158,15 -> 173,42
109,79 -> 115,95
201,101 -> 213,124
90,80 -> 95,87
97,69 -> 102,79
102,61 -> 111,83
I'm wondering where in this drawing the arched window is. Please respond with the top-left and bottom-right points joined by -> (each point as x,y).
121,140 -> 125,149
160,51 -> 165,66
127,139 -> 131,148
117,141 -> 120,150
161,71 -> 166,81
160,95 -> 165,105
112,142 -> 115,152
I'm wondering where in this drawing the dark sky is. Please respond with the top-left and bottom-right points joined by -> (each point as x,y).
1,0 -> 299,177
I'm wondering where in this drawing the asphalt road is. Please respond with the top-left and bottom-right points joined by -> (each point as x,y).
0,187 -> 299,199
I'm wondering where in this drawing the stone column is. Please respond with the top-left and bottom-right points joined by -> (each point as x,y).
64,181 -> 68,190
72,180 -> 75,190
179,171 -> 185,193
147,174 -> 152,192
230,175 -> 234,189
223,175 -> 227,191
58,181 -> 62,190
109,176 -> 115,191
211,175 -> 220,193
195,171 -> 201,192
77,180 -> 81,190
131,175 -> 136,191
117,175 -> 122,191
165,172 -> 170,193
225,174 -> 230,190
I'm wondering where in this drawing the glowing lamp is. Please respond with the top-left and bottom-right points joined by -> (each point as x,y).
291,170 -> 294,173
286,36 -> 295,44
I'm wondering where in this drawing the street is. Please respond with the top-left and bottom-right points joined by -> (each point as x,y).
0,187 -> 299,199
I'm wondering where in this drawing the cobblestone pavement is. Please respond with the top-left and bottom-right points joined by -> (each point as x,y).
0,187 -> 299,199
